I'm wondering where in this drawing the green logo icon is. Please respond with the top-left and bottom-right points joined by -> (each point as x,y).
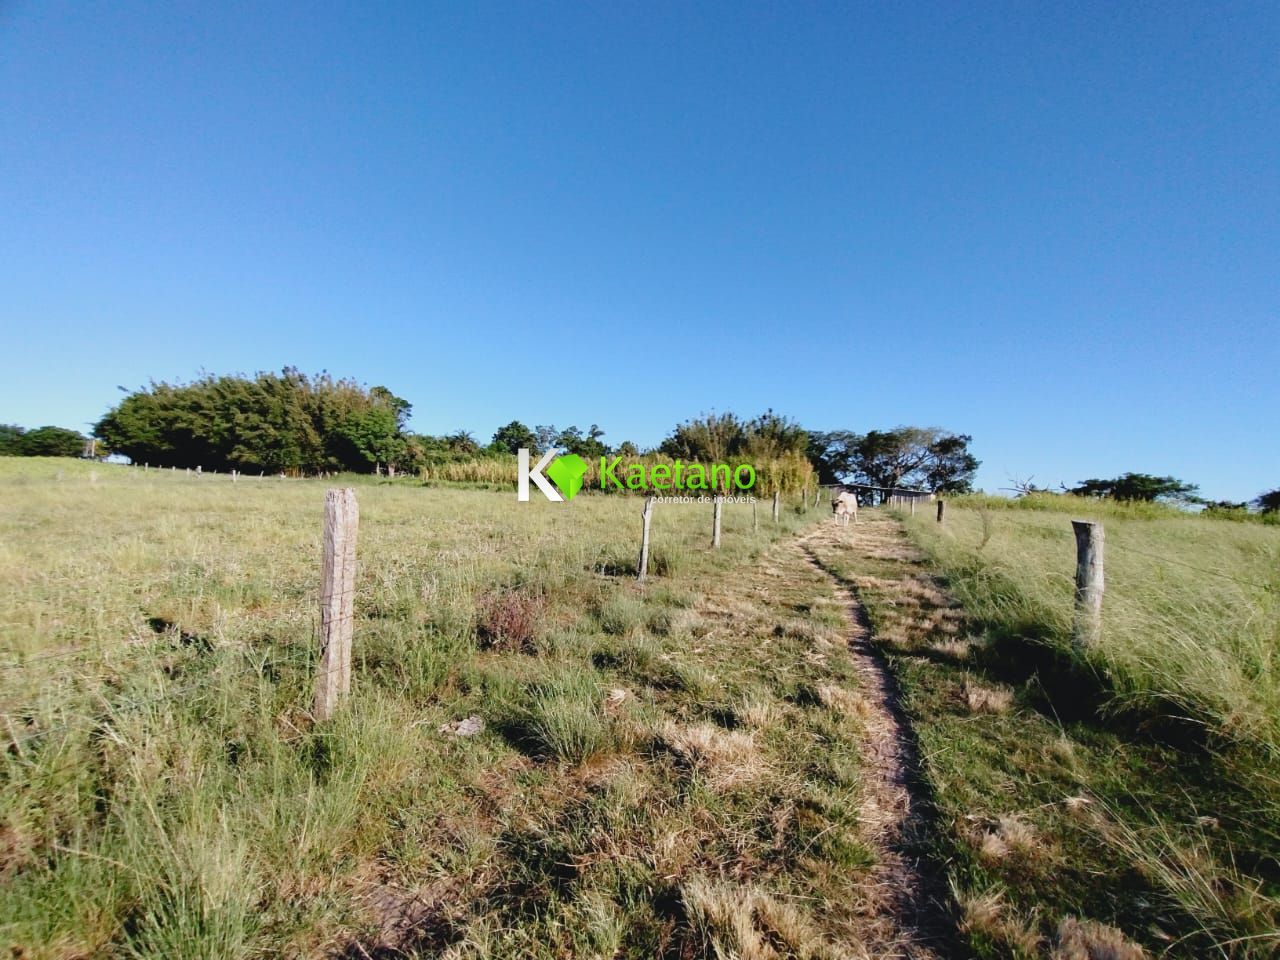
545,453 -> 587,500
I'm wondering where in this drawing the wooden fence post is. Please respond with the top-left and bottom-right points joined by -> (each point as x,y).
936,499 -> 945,523
1071,520 -> 1104,651
637,495 -> 654,582
814,486 -> 820,508
315,488 -> 359,721
752,498 -> 758,531
772,490 -> 780,523
711,495 -> 723,548
801,484 -> 808,512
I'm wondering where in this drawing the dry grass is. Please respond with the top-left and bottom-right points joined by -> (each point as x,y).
815,682 -> 874,721
1051,917 -> 1146,960
681,875 -> 864,960
962,680 -> 1014,715
0,457 -> 878,958
657,721 -> 767,790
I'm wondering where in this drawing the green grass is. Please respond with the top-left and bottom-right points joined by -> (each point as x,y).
0,458 -> 874,958
811,503 -> 1280,958
910,495 -> 1280,759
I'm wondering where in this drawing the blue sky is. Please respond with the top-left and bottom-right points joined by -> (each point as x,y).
2,2 -> 1276,500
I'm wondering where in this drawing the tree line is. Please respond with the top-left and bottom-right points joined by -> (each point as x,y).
0,424 -> 88,458
67,371 -> 983,493
11,368 -> 1277,510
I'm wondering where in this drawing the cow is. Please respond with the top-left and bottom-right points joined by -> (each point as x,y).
832,490 -> 858,526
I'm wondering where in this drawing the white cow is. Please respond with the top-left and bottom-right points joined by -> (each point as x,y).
832,490 -> 858,526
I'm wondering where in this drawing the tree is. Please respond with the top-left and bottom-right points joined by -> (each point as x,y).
446,430 -> 479,455
660,412 -> 745,461
491,421 -> 537,455
742,410 -> 808,459
1254,489 -> 1280,514
844,427 -> 979,498
369,386 -> 412,430
806,430 -> 863,485
18,426 -> 86,457
615,440 -> 639,457
95,370 -> 413,473
534,425 -> 560,453
558,424 -> 607,459
923,433 -> 981,494
1070,473 -> 1198,503
0,424 -> 25,456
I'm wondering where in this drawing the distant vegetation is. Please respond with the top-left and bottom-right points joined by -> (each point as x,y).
86,369 -> 983,495
807,426 -> 980,498
0,424 -> 86,458
1069,471 -> 1199,502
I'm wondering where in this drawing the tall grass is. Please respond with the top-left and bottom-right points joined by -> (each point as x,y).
0,457 -> 820,956
904,496 -> 1280,758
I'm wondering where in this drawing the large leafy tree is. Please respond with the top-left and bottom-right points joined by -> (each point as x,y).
660,412 -> 745,462
742,410 -> 808,459
557,424 -> 608,459
854,427 -> 979,496
0,424 -> 26,455
1070,473 -> 1198,503
15,426 -> 86,457
95,369 -> 412,473
806,426 -> 979,497
491,421 -> 537,454
807,430 -> 863,485
1252,489 -> 1280,514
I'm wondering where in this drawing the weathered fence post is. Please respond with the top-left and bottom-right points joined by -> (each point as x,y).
910,497 -> 916,516
936,499 -> 945,523
1071,520 -> 1104,650
315,488 -> 359,721
772,490 -> 780,523
814,486 -> 821,508
752,498 -> 758,531
801,484 -> 808,512
637,495 -> 654,582
711,495 -> 723,548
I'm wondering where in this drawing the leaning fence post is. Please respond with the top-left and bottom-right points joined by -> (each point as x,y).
315,488 -> 358,721
936,499 -> 945,523
711,495 -> 723,548
637,495 -> 655,582
1071,520 -> 1104,651
772,490 -> 780,523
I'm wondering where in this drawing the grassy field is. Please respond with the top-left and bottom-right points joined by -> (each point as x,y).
807,498 -> 1279,958
1,458 -> 893,959
6,461 -> 1279,958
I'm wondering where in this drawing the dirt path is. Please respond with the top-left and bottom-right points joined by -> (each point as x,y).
796,520 -> 950,960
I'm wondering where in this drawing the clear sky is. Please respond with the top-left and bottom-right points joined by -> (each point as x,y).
2,2 -> 1276,500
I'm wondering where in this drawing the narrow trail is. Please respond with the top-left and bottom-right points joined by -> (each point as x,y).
795,520 -> 950,960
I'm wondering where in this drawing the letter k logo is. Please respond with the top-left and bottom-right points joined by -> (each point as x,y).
518,448 -> 587,502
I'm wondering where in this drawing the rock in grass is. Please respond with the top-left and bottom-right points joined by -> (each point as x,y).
439,715 -> 485,737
